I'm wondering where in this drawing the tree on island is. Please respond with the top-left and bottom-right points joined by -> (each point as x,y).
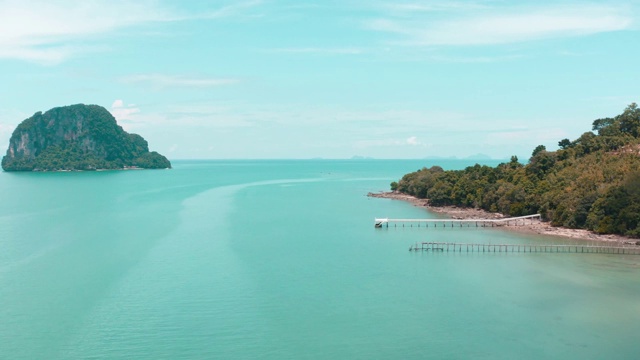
391,103 -> 640,237
1,104 -> 171,171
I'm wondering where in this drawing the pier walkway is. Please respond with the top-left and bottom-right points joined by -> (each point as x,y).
409,242 -> 640,255
375,214 -> 541,228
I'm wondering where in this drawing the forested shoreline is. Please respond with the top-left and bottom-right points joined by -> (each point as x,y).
391,103 -> 640,237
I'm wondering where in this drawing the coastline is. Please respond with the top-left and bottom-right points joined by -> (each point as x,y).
368,191 -> 637,245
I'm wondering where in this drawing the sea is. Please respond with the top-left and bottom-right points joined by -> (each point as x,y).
1,159 -> 639,359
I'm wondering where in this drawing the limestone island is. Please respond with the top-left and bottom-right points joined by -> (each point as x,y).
1,104 -> 171,171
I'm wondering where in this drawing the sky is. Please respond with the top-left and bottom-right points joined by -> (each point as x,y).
0,0 -> 639,160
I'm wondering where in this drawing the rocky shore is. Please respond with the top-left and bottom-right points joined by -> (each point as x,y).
368,191 -> 638,245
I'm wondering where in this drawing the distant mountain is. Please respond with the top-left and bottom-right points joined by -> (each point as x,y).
1,104 -> 171,171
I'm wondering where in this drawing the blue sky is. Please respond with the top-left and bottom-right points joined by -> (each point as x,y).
0,0 -> 639,160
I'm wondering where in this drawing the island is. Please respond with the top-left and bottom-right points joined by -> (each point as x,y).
1,104 -> 171,171
378,103 -> 640,238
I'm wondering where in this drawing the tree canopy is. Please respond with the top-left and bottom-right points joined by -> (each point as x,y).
2,104 -> 171,171
392,103 -> 640,237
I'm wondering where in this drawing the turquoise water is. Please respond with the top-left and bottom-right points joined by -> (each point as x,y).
1,160 -> 639,359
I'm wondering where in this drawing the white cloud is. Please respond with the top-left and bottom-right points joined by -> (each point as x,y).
368,4 -> 633,46
204,0 -> 264,19
380,2 -> 488,13
163,104 -> 256,128
110,100 -> 141,131
0,0 -> 174,64
484,127 -> 568,147
121,74 -> 240,89
0,121 -> 18,151
0,46 -> 76,66
0,0 -> 263,64
427,54 -> 524,63
352,138 -> 406,148
103,99 -> 578,159
266,47 -> 364,55
352,135 -> 430,149
406,136 -> 419,145
107,102 -> 258,131
112,100 -> 124,108
107,100 -> 558,144
0,108 -> 29,148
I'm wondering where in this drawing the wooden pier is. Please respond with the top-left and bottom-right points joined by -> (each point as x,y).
409,242 -> 640,255
375,214 -> 541,228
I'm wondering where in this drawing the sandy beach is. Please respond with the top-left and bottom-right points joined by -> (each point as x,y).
368,191 -> 638,244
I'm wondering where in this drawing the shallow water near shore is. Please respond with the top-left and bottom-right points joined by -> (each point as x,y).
1,159 -> 639,359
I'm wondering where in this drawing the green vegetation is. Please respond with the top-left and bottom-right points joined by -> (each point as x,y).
2,104 -> 171,171
392,103 -> 640,237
